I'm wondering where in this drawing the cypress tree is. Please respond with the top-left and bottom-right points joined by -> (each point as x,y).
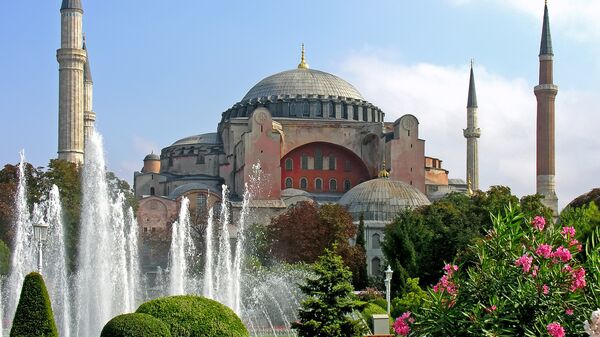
10,272 -> 58,337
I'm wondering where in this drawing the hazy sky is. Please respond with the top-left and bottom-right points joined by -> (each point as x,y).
1,0 -> 598,210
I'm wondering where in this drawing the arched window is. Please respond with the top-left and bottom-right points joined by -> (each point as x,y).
344,179 -> 351,192
285,158 -> 293,171
150,187 -> 155,195
314,149 -> 323,170
196,154 -> 205,164
372,233 -> 381,249
329,155 -> 336,170
285,177 -> 293,189
300,178 -> 308,190
329,179 -> 337,192
371,257 -> 381,276
315,178 -> 322,191
301,155 -> 308,170
196,194 -> 207,212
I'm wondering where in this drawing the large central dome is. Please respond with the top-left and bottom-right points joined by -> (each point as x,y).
242,68 -> 364,102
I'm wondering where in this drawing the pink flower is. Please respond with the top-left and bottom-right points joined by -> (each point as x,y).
536,244 -> 553,258
485,305 -> 497,313
547,322 -> 565,337
393,312 -> 413,336
443,264 -> 458,276
542,284 -> 550,295
552,246 -> 572,263
565,308 -> 574,316
561,226 -> 576,238
515,254 -> 533,273
532,216 -> 546,231
570,267 -> 586,292
532,265 -> 540,277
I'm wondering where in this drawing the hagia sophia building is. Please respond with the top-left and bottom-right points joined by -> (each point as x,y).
56,0 -> 558,276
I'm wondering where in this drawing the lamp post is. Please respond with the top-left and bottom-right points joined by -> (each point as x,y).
33,221 -> 49,274
384,265 -> 393,317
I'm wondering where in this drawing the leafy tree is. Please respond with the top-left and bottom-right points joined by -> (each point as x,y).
560,202 -> 600,261
10,272 -> 58,337
266,202 -> 364,281
292,246 -> 367,337
0,240 -> 10,275
391,277 -> 427,319
353,213 -> 368,290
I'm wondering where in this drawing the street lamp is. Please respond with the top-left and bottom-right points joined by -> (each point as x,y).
384,265 -> 393,317
33,221 -> 49,274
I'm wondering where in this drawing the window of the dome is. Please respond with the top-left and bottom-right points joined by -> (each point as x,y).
329,156 -> 336,170
344,179 -> 351,191
314,149 -> 323,170
285,158 -> 293,171
372,233 -> 381,249
285,177 -> 293,189
300,178 -> 308,190
301,155 -> 308,170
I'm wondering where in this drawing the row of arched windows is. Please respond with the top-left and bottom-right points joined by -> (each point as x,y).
284,177 -> 352,192
285,155 -> 339,171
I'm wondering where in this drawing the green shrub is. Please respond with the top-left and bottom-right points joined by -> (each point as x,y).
361,302 -> 387,329
101,313 -> 171,337
136,295 -> 249,337
372,298 -> 388,311
10,272 -> 58,337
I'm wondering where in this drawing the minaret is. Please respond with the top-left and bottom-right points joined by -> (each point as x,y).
463,61 -> 481,191
83,36 -> 96,141
57,0 -> 86,164
534,0 -> 559,215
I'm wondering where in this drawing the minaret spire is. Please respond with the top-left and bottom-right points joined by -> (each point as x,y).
535,0 -> 558,215
298,43 -> 309,69
464,61 -> 481,191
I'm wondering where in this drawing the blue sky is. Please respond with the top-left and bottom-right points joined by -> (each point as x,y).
1,0 -> 598,209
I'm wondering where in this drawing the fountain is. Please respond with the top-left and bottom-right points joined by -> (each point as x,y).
75,130 -> 140,336
4,132 -> 303,337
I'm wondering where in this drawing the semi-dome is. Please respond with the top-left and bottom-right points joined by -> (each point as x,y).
339,178 -> 430,222
242,68 -> 364,102
171,133 -> 221,146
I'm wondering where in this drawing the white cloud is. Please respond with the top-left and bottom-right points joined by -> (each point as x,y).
447,0 -> 600,42
340,53 -> 600,210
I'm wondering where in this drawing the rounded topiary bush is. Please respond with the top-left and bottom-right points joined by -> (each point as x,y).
10,272 -> 58,337
101,313 -> 172,337
136,295 -> 249,337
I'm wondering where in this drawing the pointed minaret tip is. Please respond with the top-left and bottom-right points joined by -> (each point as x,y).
298,43 -> 309,69
540,0 -> 553,56
467,60 -> 478,108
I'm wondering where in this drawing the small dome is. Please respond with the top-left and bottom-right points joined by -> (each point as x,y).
339,178 -> 430,222
144,153 -> 160,161
242,68 -> 364,102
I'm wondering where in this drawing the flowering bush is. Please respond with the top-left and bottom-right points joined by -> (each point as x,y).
395,205 -> 600,336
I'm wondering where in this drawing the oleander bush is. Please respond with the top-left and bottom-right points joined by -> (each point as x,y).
10,272 -> 58,337
101,313 -> 171,337
393,206 -> 600,336
136,295 -> 249,337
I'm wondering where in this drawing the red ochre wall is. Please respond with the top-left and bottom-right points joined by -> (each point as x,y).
281,142 -> 370,193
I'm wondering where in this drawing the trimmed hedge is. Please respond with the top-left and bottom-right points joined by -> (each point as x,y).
360,302 -> 387,330
136,295 -> 249,337
101,313 -> 171,337
10,272 -> 58,337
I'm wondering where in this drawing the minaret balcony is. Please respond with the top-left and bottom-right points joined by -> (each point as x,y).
463,128 -> 481,138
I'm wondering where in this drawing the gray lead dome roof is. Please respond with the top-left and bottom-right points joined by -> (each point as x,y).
339,178 -> 430,222
242,68 -> 364,102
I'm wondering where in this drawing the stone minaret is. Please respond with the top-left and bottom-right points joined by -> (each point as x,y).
534,1 -> 559,215
463,61 -> 480,191
57,0 -> 86,164
83,37 -> 96,141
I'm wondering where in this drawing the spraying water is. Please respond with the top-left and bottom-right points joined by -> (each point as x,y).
7,151 -> 35,320
169,197 -> 194,295
202,207 -> 215,299
76,130 -> 140,336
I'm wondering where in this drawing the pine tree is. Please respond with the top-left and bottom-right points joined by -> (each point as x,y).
292,246 -> 367,337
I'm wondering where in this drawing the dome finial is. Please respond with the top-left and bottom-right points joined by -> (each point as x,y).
298,43 -> 309,69
378,160 -> 390,178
